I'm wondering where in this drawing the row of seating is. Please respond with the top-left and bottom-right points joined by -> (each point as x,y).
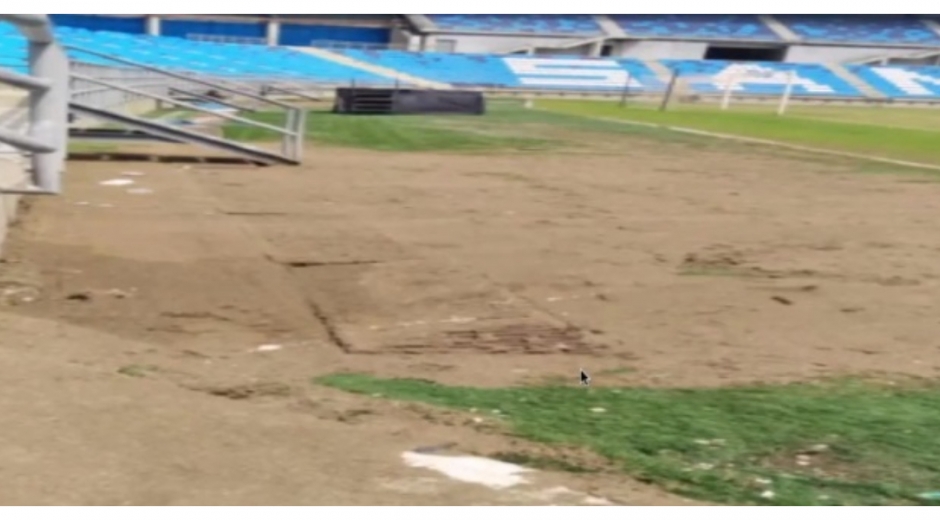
848,64 -> 940,97
339,49 -> 940,99
608,15 -> 779,41
426,15 -> 602,36
662,59 -> 860,96
3,25 -> 940,99
423,15 -> 940,46
0,24 -> 390,83
39,15 -> 940,46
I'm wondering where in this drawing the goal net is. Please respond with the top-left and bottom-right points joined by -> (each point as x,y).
662,67 -> 798,114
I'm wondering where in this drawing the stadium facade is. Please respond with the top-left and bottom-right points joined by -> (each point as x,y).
6,15 -> 940,101
45,14 -> 940,64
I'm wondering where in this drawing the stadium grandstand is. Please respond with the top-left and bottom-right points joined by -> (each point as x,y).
1,15 -> 940,101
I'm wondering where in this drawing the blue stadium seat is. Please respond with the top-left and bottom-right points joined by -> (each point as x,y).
662,60 -> 861,97
336,50 -> 663,91
0,27 -> 390,83
848,64 -> 940,98
775,15 -> 940,45
0,23 -> 27,73
339,49 -> 519,87
426,15 -> 602,35
610,15 -> 779,40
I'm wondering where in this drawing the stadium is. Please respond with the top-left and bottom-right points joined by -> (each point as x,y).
2,12 -> 940,506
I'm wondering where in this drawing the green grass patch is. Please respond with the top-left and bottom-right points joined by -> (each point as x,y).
490,450 -> 600,474
68,142 -> 119,154
222,107 -> 551,152
317,373 -> 940,506
116,364 -> 160,378
220,103 -> 710,152
539,99 -> 940,167
617,99 -> 940,132
688,102 -> 940,132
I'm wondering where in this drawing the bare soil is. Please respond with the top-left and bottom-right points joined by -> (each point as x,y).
3,135 -> 940,504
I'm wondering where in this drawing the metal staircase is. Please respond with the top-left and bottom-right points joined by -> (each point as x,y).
66,47 -> 307,166
69,102 -> 299,166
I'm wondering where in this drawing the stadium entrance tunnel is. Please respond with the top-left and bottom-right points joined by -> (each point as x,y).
704,45 -> 787,62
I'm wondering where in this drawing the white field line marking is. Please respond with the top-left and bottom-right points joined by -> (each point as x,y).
402,451 -> 532,490
536,108 -> 940,173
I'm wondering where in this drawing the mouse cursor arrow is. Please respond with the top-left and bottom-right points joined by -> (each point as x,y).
580,368 -> 591,386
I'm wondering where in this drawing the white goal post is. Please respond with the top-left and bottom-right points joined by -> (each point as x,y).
718,69 -> 797,115
663,68 -> 798,115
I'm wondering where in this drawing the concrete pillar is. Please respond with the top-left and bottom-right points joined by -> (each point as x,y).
589,40 -> 603,57
146,15 -> 160,36
267,20 -> 280,46
422,35 -> 435,52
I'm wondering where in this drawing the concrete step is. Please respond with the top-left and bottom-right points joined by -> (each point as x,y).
294,47 -> 452,90
760,15 -> 800,42
644,60 -> 675,83
828,63 -> 885,99
594,15 -> 627,38
70,101 -> 300,166
403,14 -> 437,32
923,19 -> 940,39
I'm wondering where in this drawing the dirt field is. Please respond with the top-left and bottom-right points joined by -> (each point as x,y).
3,131 -> 940,504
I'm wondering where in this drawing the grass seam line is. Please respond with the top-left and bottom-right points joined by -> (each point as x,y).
536,108 -> 940,173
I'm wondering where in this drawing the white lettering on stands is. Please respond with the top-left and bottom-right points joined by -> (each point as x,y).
872,67 -> 940,96
503,57 -> 641,88
709,64 -> 834,94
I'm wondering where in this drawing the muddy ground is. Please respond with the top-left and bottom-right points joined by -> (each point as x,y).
3,133 -> 940,505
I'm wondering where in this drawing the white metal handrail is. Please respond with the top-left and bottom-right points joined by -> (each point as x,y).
0,14 -> 68,194
64,46 -> 306,163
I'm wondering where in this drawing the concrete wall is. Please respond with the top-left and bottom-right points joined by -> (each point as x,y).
431,33 -> 585,54
615,40 -> 709,60
783,44 -> 925,63
389,26 -> 419,50
533,43 -> 596,56
610,40 -> 928,64
0,87 -> 28,257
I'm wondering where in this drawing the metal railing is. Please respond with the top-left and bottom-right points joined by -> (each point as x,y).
187,34 -> 266,45
0,14 -> 68,195
70,62 -> 190,111
309,40 -> 408,51
66,46 -> 306,164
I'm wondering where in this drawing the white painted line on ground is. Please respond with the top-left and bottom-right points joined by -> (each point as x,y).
401,451 -> 532,490
99,178 -> 134,187
538,108 -> 940,173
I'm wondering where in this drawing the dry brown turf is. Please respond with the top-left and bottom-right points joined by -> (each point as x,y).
3,129 -> 940,504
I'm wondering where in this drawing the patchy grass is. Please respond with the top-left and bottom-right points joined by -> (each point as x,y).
490,450 -> 600,474
220,103 -> 710,152
222,107 -> 549,152
539,99 -> 940,168
662,101 -> 940,132
116,364 -> 159,378
317,373 -> 940,506
68,142 -> 118,154
594,365 -> 637,377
